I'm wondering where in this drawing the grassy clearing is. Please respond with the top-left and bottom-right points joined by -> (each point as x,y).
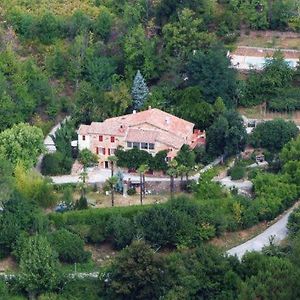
70,191 -> 171,208
1,0 -> 101,17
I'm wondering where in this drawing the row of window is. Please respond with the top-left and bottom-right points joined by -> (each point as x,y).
99,135 -> 115,143
81,135 -> 115,143
96,147 -> 115,155
127,142 -> 155,150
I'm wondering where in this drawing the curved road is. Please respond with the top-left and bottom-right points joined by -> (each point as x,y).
227,202 -> 299,259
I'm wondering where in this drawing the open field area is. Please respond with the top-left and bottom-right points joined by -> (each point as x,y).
72,190 -> 171,208
239,105 -> 300,125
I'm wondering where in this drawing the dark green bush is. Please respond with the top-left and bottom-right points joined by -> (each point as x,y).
106,215 -> 136,249
135,206 -> 181,247
228,165 -> 246,180
48,229 -> 90,263
127,188 -> 136,196
41,152 -> 72,176
75,196 -> 88,210
288,208 -> 300,235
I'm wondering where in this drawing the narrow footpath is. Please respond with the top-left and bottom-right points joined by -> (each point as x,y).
227,202 -> 299,259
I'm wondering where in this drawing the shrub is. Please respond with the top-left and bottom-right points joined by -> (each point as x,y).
48,229 -> 90,263
135,206 -> 180,247
288,208 -> 300,235
249,119 -> 299,152
41,152 -> 72,176
106,215 -> 136,249
127,188 -> 136,196
74,196 -> 88,210
228,165 -> 246,180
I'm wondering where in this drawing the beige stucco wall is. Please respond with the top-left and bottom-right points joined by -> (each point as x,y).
81,122 -> 192,167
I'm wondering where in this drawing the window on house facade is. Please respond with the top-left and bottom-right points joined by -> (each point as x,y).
111,148 -> 115,155
96,147 -> 99,155
108,148 -> 111,155
99,135 -> 103,142
127,142 -> 132,148
149,143 -> 155,150
82,135 -> 86,141
101,148 -> 105,155
111,136 -> 115,143
141,142 -> 148,149
133,142 -> 140,149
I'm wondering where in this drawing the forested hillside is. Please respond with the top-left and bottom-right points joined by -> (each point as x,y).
0,0 -> 300,134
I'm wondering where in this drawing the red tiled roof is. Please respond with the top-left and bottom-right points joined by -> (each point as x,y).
108,108 -> 194,138
78,124 -> 89,135
78,108 -> 196,149
125,129 -> 158,143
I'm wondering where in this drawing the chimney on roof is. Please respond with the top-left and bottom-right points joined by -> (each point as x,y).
148,106 -> 152,110
133,110 -> 136,114
165,117 -> 170,125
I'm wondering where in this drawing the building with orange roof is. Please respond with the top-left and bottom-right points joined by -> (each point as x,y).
77,108 -> 206,169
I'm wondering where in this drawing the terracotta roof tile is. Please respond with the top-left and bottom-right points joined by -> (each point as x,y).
78,108 -> 196,150
78,124 -> 89,135
125,129 -> 158,143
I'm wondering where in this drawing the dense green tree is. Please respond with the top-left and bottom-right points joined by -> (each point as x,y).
206,111 -> 247,157
241,51 -> 294,107
0,194 -> 39,257
124,24 -> 157,80
73,81 -> 106,124
115,148 -> 153,170
0,159 -> 13,203
85,55 -> 116,91
94,8 -> 113,41
176,144 -> 196,169
280,135 -> 300,165
175,86 -> 215,129
78,149 -> 98,169
48,229 -> 90,263
165,245 -> 240,299
37,12 -> 61,44
106,215 -> 135,249
18,235 -> 61,299
250,119 -> 299,152
15,164 -> 56,208
0,123 -> 44,169
239,253 -> 300,300
150,150 -> 168,171
67,10 -> 91,38
105,240 -> 166,299
163,8 -> 216,59
135,205 -> 180,246
104,80 -> 132,116
186,47 -> 238,107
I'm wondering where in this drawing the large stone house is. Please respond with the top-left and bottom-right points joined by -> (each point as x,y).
77,108 -> 205,168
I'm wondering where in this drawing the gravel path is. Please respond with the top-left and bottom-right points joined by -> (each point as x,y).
227,202 -> 299,259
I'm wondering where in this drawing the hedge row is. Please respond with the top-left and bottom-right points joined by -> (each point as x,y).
49,204 -> 154,227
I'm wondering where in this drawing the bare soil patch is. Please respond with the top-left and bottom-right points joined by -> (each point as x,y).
239,105 -> 300,125
238,30 -> 300,50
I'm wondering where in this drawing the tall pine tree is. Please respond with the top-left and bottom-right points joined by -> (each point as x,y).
132,70 -> 149,110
